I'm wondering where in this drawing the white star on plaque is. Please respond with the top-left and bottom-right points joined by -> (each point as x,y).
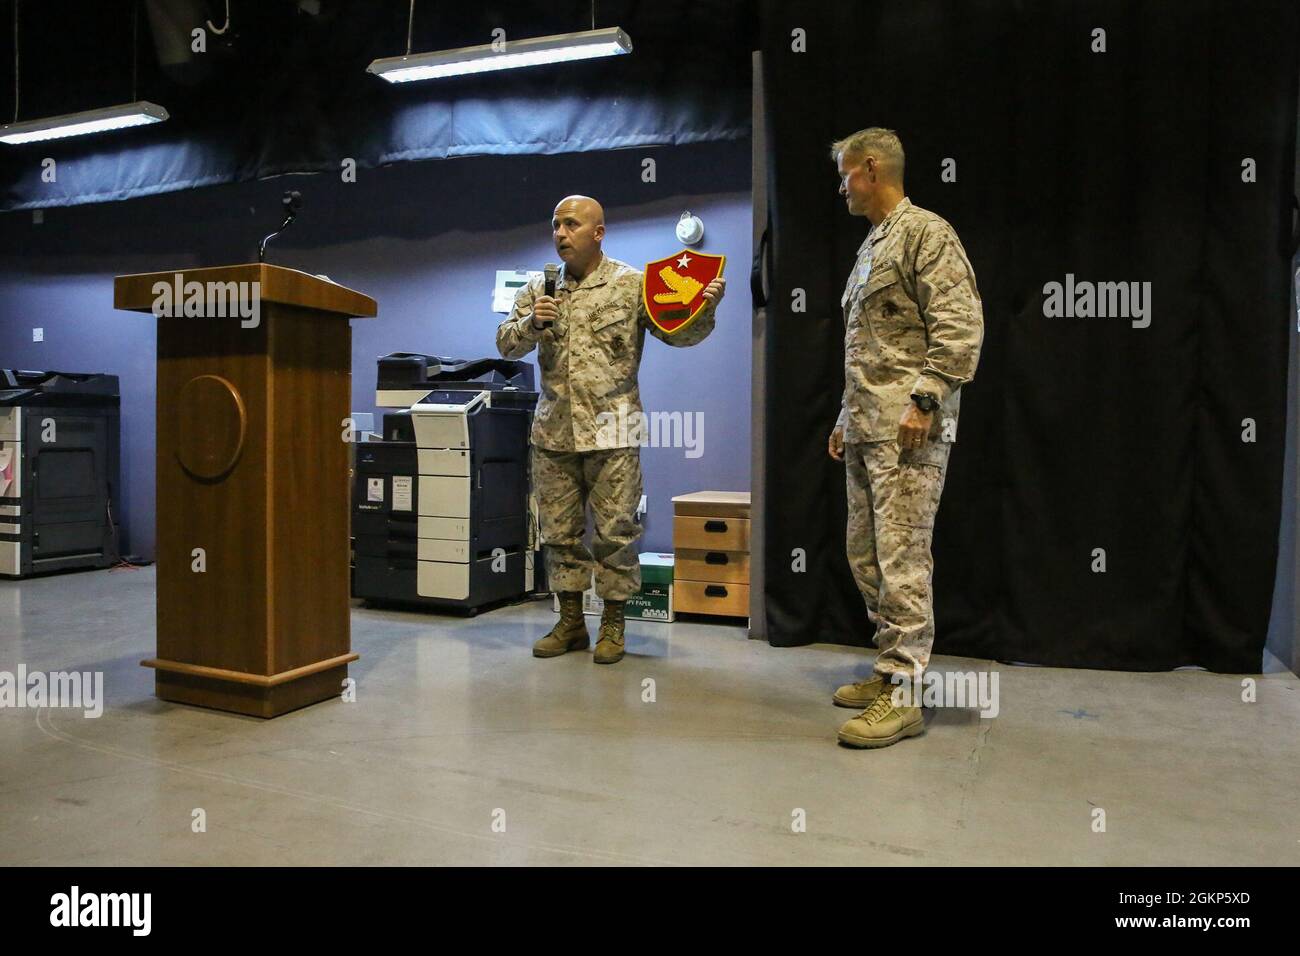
676,254 -> 692,270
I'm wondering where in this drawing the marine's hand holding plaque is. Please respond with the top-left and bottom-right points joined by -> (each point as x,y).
701,276 -> 726,307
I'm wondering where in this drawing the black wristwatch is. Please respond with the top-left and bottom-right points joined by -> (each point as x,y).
910,393 -> 939,413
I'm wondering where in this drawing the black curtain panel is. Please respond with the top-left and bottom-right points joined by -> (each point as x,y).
759,0 -> 1299,672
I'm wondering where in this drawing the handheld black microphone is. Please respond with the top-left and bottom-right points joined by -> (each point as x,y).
537,262 -> 559,329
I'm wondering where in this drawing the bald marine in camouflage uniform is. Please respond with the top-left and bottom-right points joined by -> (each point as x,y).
826,129 -> 984,748
497,195 -> 726,663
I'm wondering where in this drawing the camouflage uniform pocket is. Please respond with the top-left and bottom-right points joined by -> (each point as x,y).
887,461 -> 946,530
591,307 -> 633,356
863,261 -> 899,299
866,439 -> 951,530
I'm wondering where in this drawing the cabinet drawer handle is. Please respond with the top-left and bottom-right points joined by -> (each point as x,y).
705,552 -> 728,565
705,585 -> 728,598
703,520 -> 728,533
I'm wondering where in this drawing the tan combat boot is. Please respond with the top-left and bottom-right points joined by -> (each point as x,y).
837,686 -> 925,749
832,673 -> 885,708
533,592 -> 590,658
593,599 -> 626,664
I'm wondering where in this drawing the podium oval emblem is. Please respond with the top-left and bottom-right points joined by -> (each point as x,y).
176,374 -> 246,480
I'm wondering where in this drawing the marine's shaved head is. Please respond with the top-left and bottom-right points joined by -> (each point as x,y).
553,194 -> 605,225
551,194 -> 607,280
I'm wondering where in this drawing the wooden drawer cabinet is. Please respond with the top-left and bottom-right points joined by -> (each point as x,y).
675,549 -> 750,584
671,491 -> 750,619
674,580 -> 750,616
672,515 -> 750,552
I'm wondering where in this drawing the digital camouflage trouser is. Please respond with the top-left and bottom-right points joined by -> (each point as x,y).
533,446 -> 643,600
845,439 -> 952,678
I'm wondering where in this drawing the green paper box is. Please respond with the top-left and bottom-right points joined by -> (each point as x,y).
552,552 -> 675,622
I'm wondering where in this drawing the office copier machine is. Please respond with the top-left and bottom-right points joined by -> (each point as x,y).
0,370 -> 121,578
352,354 -> 540,613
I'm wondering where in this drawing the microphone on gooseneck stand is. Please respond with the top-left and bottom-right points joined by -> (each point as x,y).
257,190 -> 303,263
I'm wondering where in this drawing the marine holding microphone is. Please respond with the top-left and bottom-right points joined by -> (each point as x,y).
496,195 -> 726,664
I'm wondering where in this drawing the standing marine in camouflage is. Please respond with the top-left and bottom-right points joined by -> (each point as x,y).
497,195 -> 726,663
826,129 -> 984,747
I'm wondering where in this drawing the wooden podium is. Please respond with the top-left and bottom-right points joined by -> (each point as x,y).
114,264 -> 377,717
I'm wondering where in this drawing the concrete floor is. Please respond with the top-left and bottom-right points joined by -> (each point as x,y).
1,566 -> 1297,866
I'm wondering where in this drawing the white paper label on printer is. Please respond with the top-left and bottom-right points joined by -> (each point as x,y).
0,446 -> 12,498
392,476 -> 413,512
367,477 -> 384,503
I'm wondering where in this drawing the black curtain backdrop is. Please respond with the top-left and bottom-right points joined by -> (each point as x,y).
759,0 -> 1299,672
0,0 -> 751,210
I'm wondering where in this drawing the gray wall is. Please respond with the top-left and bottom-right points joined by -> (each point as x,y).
1263,105 -> 1300,677
0,140 -> 752,561
1265,256 -> 1299,674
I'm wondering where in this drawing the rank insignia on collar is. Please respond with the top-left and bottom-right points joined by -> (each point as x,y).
642,249 -> 725,335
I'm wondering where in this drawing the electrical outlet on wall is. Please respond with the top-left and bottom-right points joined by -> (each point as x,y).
32,328 -> 43,342
637,495 -> 648,519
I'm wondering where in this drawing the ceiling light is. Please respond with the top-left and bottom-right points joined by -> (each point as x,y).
0,100 -> 169,145
367,26 -> 632,83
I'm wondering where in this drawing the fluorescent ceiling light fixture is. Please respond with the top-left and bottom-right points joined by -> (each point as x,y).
0,100 -> 169,145
367,26 -> 632,83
